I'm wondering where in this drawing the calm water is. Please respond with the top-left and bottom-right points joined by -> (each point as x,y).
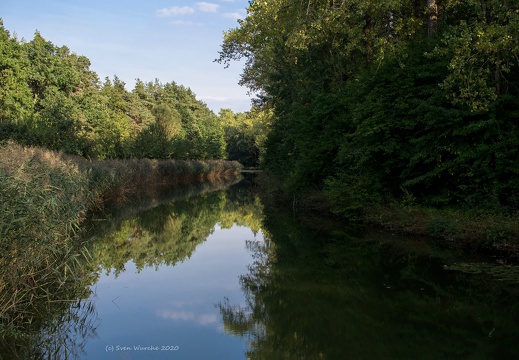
84,224 -> 259,359
12,178 -> 519,359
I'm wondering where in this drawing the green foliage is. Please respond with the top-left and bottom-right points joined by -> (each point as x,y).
0,22 -> 227,161
324,172 -> 381,220
220,0 -> 519,215
219,106 -> 272,167
130,122 -> 173,159
436,0 -> 519,111
75,91 -> 132,159
0,21 -> 33,124
32,86 -> 85,155
152,103 -> 182,138
426,217 -> 457,238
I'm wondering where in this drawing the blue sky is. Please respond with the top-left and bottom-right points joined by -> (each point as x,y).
0,0 -> 250,113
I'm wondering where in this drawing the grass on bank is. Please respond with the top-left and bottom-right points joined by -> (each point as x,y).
364,202 -> 519,251
0,141 -> 242,337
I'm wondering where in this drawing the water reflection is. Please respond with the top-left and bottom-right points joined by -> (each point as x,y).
1,177 -> 261,360
77,178 -> 265,359
218,208 -> 519,359
0,276 -> 99,360
6,177 -> 519,359
32,299 -> 98,359
86,178 -> 263,276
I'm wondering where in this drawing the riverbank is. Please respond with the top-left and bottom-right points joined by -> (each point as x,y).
364,202 -> 519,257
0,141 -> 242,337
255,172 -> 519,259
82,153 -> 243,210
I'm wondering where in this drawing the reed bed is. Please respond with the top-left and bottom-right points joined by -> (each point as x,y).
0,141 -> 242,340
84,157 -> 243,208
0,143 -> 93,339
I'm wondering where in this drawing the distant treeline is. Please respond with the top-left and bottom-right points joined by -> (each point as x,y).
0,20 -> 269,164
219,0 -> 519,215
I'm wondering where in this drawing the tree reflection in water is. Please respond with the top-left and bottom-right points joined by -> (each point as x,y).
0,177 -> 256,359
218,239 -> 272,339
218,207 -> 519,359
30,298 -> 98,360
86,176 -> 264,276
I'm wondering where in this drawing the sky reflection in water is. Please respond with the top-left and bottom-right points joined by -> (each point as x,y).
83,225 -> 261,360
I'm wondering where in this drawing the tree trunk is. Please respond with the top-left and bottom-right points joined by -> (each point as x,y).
427,0 -> 438,38
495,64 -> 501,96
413,0 -> 422,19
364,14 -> 373,67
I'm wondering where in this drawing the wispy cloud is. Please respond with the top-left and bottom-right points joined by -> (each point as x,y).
157,310 -> 218,326
196,2 -> 220,13
197,313 -> 218,326
169,20 -> 204,26
203,95 -> 228,102
223,12 -> 243,20
156,6 -> 195,17
158,310 -> 195,321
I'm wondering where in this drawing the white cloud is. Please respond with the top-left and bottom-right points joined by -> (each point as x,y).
158,310 -> 195,321
197,313 -> 218,326
197,2 -> 220,13
223,12 -> 243,20
156,6 -> 195,17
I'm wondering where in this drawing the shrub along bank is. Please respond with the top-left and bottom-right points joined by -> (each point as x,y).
0,143 -> 92,341
257,172 -> 519,258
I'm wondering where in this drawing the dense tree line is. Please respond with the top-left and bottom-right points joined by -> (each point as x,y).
0,21 -> 229,160
219,106 -> 272,167
218,0 -> 519,215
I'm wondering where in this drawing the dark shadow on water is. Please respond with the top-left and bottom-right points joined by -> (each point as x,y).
217,200 -> 519,360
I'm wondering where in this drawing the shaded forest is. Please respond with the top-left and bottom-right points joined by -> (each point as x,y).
218,0 -> 519,216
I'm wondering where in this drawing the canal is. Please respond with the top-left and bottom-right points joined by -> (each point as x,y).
17,177 -> 519,359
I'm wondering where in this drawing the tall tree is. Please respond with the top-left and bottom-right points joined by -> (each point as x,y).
0,20 -> 32,124
427,0 -> 438,38
436,0 -> 519,110
219,0 -> 519,213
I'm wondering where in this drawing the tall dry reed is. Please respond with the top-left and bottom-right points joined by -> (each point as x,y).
85,157 -> 243,208
0,142 -> 93,336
